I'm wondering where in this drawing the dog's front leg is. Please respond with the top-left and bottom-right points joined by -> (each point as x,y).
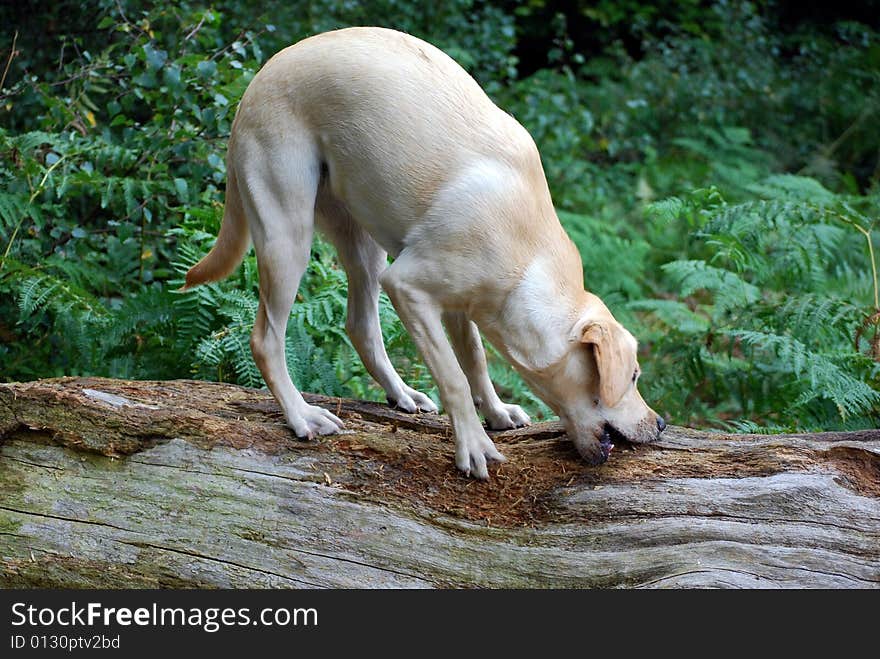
443,311 -> 531,430
381,264 -> 506,479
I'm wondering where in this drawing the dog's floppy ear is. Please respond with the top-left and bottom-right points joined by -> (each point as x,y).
580,320 -> 631,408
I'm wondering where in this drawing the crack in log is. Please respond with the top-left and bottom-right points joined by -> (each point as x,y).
0,505 -> 145,535
1,549 -> 216,589
584,511 -> 880,538
127,457 -> 311,484
2,455 -> 64,471
636,567 -> 782,588
757,562 -> 880,584
113,535 -> 435,587
112,539 -> 328,588
289,546 -> 437,584
127,457 -> 265,481
634,562 -> 880,587
228,465 -> 313,482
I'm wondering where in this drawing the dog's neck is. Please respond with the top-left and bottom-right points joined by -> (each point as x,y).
480,252 -> 588,374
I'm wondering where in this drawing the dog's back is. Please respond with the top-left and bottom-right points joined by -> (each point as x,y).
240,27 -> 534,171
231,27 -> 556,259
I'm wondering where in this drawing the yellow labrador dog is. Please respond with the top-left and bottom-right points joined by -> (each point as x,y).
184,27 -> 666,479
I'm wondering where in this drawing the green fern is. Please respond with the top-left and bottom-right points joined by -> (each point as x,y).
628,299 -> 709,335
634,176 -> 880,431
15,270 -> 106,320
729,329 -> 879,421
0,193 -> 30,232
661,260 -> 760,317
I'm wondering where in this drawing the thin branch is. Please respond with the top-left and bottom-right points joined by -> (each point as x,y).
810,203 -> 878,310
0,31 -> 19,90
114,0 -> 138,34
1,156 -> 67,269
797,103 -> 879,174
184,14 -> 207,42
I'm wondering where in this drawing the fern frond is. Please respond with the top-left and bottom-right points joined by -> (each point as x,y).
644,197 -> 685,226
746,174 -> 835,203
16,271 -> 106,319
0,193 -> 31,233
661,260 -> 759,316
729,329 -> 880,420
7,131 -> 59,155
628,298 -> 710,335
771,293 -> 860,345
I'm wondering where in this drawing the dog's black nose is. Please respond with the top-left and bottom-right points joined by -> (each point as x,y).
657,416 -> 667,432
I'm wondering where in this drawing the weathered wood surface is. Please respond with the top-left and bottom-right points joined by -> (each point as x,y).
0,377 -> 878,588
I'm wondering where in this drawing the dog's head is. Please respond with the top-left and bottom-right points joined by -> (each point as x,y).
528,303 -> 665,465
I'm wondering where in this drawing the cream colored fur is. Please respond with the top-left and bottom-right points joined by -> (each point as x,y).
184,27 -> 665,479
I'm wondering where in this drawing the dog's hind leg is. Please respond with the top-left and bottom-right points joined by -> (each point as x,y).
443,311 -> 531,430
237,134 -> 344,439
315,194 -> 438,414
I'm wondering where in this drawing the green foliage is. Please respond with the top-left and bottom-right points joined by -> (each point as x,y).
0,4 -> 265,381
1,1 -> 879,434
631,178 -> 880,430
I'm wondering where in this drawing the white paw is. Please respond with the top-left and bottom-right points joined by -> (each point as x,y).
387,385 -> 438,414
455,431 -> 506,480
287,404 -> 345,439
483,403 -> 531,430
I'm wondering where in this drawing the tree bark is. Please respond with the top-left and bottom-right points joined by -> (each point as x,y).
0,377 -> 877,588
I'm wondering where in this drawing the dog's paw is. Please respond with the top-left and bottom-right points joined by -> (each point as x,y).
288,404 -> 345,440
387,386 -> 438,414
455,431 -> 506,480
484,403 -> 531,431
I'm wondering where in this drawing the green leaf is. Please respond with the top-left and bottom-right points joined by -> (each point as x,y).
173,178 -> 189,201
197,60 -> 217,78
132,72 -> 157,89
162,64 -> 183,91
143,43 -> 168,71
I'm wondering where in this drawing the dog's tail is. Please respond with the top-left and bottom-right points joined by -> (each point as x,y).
180,166 -> 250,291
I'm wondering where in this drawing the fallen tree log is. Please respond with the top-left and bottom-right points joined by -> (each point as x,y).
0,377 -> 877,588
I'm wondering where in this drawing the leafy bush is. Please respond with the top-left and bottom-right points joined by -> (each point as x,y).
1,5 -> 261,377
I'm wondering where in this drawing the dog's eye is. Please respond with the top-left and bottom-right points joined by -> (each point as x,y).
631,370 -> 638,383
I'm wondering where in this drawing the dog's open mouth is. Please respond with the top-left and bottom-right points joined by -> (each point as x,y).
599,423 -> 629,462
